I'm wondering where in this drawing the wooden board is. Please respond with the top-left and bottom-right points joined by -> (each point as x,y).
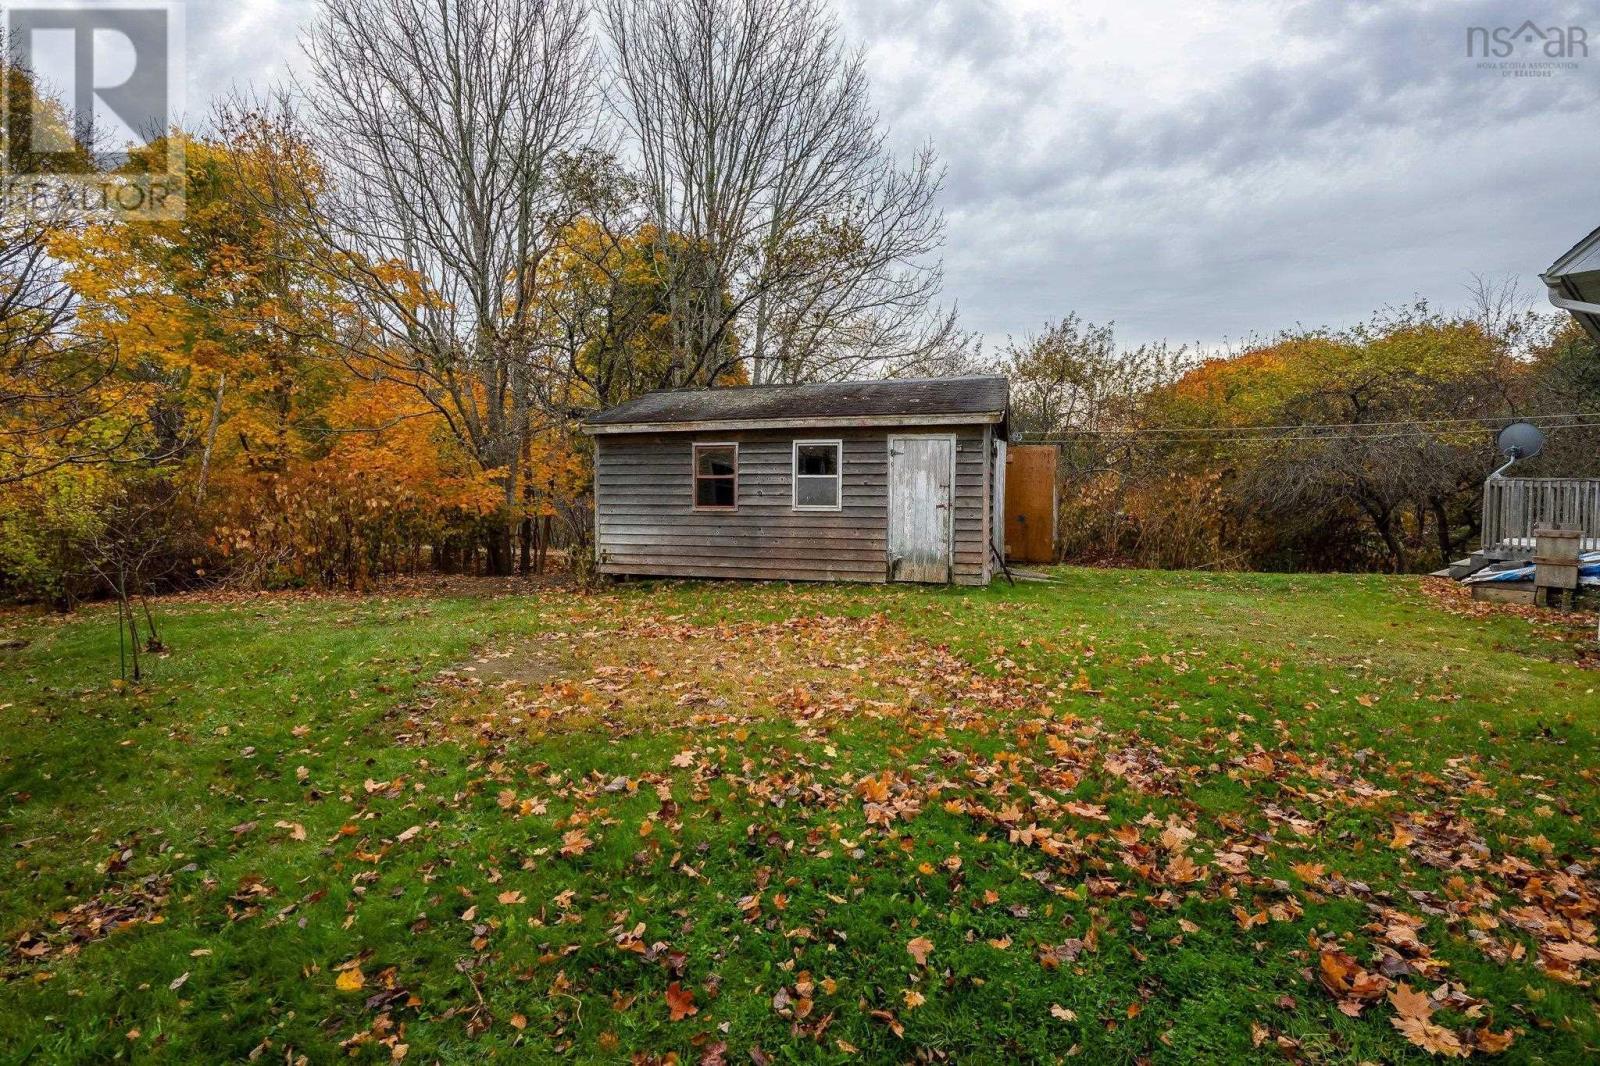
1004,445 -> 1057,563
1470,583 -> 1536,605
887,434 -> 954,583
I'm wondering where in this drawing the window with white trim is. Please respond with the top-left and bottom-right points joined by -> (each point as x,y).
693,443 -> 737,509
792,440 -> 842,510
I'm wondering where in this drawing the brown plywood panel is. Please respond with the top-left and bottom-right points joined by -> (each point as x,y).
1004,445 -> 1057,564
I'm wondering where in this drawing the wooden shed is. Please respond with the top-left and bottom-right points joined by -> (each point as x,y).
581,376 -> 1010,585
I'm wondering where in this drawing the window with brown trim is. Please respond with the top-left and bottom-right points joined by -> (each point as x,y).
693,443 -> 737,509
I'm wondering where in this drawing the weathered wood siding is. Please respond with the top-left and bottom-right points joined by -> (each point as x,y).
595,425 -> 991,585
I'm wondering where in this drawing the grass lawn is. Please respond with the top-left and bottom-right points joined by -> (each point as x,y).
2,570 -> 1598,1063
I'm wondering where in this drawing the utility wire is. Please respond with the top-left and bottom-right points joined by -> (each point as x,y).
1018,417 -> 1600,447
1025,411 -> 1600,437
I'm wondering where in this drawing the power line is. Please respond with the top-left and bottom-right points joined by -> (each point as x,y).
1027,411 -> 1600,436
1018,416 -> 1600,447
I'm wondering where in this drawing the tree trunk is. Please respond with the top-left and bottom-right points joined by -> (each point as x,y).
1373,512 -> 1408,573
1429,498 -> 1455,568
485,526 -> 513,576
195,372 -> 226,502
518,517 -> 533,575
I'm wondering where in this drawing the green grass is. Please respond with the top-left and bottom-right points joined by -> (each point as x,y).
1,570 -> 1597,1063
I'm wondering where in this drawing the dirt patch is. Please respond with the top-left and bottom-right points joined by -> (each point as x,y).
451,636 -> 583,688
395,613 -> 1042,749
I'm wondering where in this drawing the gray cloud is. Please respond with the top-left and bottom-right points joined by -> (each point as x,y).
840,0 -> 1600,349
179,0 -> 1600,350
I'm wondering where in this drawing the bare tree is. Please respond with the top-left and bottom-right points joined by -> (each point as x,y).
0,50 -> 152,484
999,315 -> 1191,439
601,0 -> 948,385
287,0 -> 596,573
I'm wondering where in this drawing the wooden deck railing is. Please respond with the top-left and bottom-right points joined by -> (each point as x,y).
1482,477 -> 1600,553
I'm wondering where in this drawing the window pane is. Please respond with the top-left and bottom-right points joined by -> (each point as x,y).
795,476 -> 838,508
696,446 -> 735,476
696,477 -> 735,507
796,443 -> 838,476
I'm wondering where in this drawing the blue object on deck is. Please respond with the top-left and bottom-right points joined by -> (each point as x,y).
1465,550 -> 1600,584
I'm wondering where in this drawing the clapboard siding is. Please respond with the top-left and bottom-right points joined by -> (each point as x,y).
595,425 -> 992,585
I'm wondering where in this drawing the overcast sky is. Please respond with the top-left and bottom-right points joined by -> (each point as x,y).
181,0 -> 1600,352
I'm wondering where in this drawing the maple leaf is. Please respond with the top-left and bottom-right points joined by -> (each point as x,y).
1050,1004 -> 1076,1021
1473,1026 -> 1516,1054
856,773 -> 892,803
1159,822 -> 1195,851
1391,1014 -> 1468,1058
497,890 -> 525,905
1388,982 -> 1433,1020
560,829 -> 593,856
665,981 -> 698,1021
906,936 -> 934,966
1544,940 -> 1600,964
901,988 -> 924,1009
336,966 -> 366,992
1164,854 -> 1202,884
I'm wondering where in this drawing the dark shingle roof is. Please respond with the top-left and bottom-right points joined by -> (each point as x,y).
584,375 -> 1009,432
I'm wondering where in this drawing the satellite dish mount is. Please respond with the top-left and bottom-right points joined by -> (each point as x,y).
1490,421 -> 1545,479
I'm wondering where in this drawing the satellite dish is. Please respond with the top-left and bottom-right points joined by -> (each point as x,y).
1496,421 -> 1544,461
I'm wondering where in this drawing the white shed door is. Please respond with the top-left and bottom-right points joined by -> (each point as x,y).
887,435 -> 954,583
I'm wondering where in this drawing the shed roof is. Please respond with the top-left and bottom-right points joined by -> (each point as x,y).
583,375 -> 1009,434
1542,224 -> 1600,342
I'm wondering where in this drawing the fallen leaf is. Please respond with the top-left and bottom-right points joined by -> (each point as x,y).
1389,982 -> 1433,1021
666,981 -> 698,1021
1392,1014 -> 1467,1058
